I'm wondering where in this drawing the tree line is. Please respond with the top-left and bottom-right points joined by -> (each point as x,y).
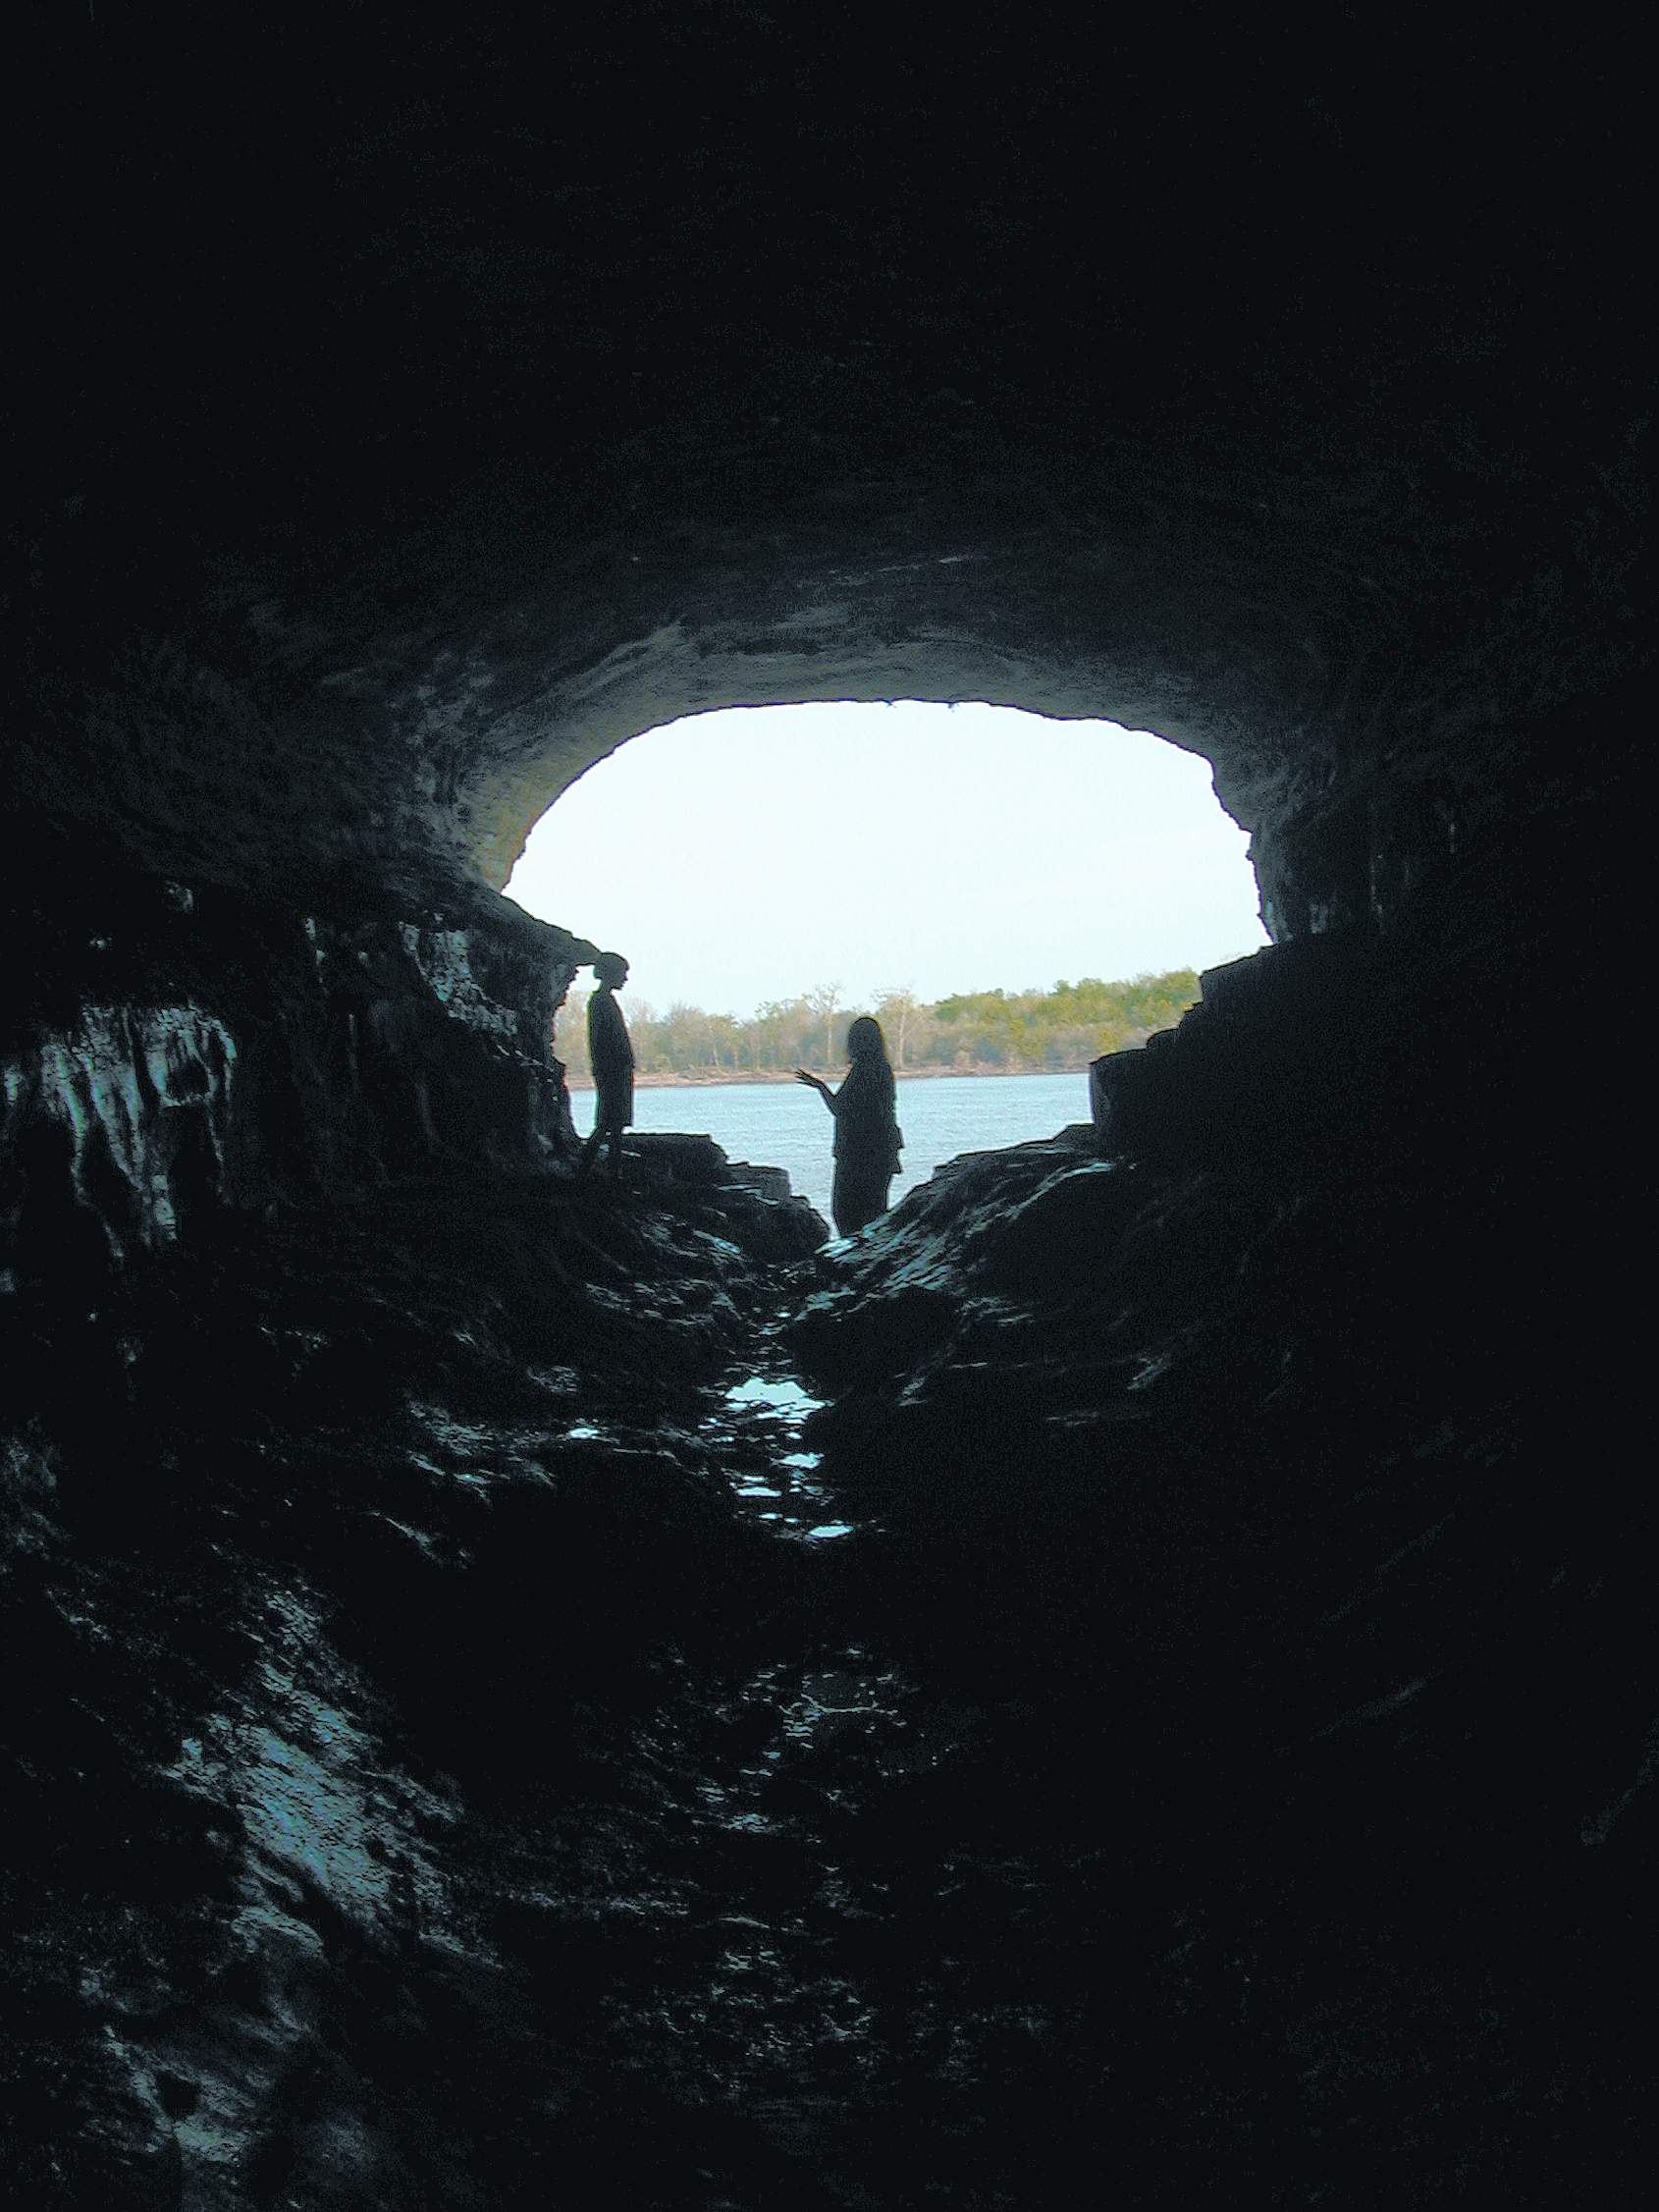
557,971 -> 1202,1082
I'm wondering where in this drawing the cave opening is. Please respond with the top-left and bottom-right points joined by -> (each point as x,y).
505,700 -> 1267,1013
501,697 -> 1267,1223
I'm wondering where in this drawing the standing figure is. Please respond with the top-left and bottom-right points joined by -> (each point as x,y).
579,951 -> 634,1182
796,1015 -> 903,1236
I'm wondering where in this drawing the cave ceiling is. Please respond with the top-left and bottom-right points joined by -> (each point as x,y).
14,11 -> 1645,940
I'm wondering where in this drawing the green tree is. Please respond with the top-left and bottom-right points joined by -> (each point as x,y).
556,967 -> 1204,1081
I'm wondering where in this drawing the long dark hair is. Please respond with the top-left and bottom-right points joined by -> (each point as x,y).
846,1015 -> 888,1064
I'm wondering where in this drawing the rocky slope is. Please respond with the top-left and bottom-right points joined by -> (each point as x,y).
3,1158 -> 837,2207
7,1002 -> 1647,2204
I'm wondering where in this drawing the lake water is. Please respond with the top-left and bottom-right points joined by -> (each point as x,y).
582,1070 -> 1095,1225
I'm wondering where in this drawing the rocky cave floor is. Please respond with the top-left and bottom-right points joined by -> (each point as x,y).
3,1138 -> 1653,2208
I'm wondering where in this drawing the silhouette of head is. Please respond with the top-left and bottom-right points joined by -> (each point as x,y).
593,951 -> 629,989
846,1015 -> 885,1061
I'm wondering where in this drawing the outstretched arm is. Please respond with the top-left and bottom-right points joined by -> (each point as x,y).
794,1069 -> 837,1113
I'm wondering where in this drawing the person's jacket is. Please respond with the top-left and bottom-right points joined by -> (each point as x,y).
831,1057 -> 901,1172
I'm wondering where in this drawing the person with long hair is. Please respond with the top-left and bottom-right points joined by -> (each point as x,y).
796,1015 -> 903,1236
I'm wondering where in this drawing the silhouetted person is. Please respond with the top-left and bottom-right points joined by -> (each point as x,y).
796,1015 -> 903,1236
579,951 -> 634,1182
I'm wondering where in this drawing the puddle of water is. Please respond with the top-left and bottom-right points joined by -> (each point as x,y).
702,1362 -> 855,1544
723,1376 -> 824,1417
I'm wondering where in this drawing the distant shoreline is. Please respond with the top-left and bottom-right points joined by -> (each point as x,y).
564,1063 -> 1097,1091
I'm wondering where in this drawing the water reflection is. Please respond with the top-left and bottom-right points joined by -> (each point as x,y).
547,1362 -> 852,1540
722,1375 -> 822,1419
709,1367 -> 853,1540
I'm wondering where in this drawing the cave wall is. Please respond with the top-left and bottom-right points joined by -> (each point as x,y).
1,835 -> 588,1274
8,11 -> 1647,1226
18,350 -> 1642,950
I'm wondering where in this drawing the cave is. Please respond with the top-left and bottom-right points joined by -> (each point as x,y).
6,12 -> 1649,2206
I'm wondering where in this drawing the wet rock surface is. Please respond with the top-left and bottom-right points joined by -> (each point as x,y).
2,1162 -> 809,2204
0,831 -> 593,1250
777,1134 -> 1652,2197
5,1071 -> 1651,2205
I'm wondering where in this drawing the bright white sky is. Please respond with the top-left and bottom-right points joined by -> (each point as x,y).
505,702 -> 1268,1016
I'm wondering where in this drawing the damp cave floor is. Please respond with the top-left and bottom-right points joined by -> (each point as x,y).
7,1162 -> 1613,2209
